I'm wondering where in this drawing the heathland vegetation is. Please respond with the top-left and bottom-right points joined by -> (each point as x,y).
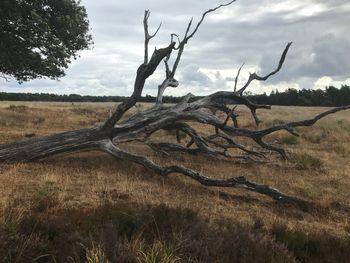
0,102 -> 349,262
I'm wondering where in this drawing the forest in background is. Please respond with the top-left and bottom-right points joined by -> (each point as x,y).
0,85 -> 349,107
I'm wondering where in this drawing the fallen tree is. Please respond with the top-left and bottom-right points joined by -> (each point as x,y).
1,1 -> 349,207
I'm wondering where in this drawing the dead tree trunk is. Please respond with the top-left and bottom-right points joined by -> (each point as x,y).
0,128 -> 104,162
1,1 -> 349,208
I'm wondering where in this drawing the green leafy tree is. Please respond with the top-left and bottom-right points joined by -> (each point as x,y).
0,0 -> 92,82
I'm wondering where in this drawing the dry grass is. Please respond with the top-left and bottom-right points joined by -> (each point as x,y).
0,102 -> 349,262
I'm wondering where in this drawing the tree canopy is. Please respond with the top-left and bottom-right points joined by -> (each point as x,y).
0,0 -> 92,82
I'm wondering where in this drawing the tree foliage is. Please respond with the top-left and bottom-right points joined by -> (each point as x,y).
0,0 -> 92,82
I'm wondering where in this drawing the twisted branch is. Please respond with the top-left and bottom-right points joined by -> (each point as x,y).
102,140 -> 311,208
236,42 -> 292,95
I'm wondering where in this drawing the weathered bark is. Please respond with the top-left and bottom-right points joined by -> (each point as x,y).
1,1 -> 349,207
0,128 -> 105,162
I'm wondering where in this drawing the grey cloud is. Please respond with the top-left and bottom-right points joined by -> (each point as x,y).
180,64 -> 211,86
1,0 -> 349,95
310,34 -> 350,77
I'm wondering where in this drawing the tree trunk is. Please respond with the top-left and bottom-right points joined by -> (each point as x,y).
0,128 -> 106,163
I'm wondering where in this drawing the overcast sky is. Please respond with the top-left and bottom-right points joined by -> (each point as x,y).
1,0 -> 350,96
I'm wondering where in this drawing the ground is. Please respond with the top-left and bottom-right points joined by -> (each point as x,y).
0,101 -> 349,262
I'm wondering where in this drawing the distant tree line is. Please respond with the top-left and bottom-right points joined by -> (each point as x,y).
247,85 -> 350,107
0,92 -> 182,103
0,85 -> 349,106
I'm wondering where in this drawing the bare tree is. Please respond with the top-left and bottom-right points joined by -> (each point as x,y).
0,1 -> 349,207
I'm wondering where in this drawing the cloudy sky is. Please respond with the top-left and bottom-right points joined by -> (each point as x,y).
1,0 -> 350,96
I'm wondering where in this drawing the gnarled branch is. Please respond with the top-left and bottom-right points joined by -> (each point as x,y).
236,42 -> 292,95
102,140 -> 311,208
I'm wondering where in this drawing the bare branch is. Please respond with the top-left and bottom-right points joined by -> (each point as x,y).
150,22 -> 162,38
236,42 -> 292,95
102,140 -> 311,208
173,1 -> 236,73
103,41 -> 175,129
206,134 -> 266,158
258,105 -> 350,137
144,10 -> 162,64
144,10 -> 151,64
144,139 -> 260,163
234,63 -> 244,92
156,1 -> 237,105
254,138 -> 288,160
185,0 -> 237,42
196,91 -> 271,125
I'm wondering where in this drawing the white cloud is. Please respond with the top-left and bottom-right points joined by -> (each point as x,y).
313,76 -> 332,90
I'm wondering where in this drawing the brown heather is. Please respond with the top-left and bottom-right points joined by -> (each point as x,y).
0,102 -> 350,262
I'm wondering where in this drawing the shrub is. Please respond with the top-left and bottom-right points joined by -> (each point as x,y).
271,221 -> 350,263
32,185 -> 59,213
291,153 -> 324,170
6,105 -> 28,113
279,135 -> 298,145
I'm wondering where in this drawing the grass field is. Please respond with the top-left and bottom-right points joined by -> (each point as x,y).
0,101 -> 349,263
